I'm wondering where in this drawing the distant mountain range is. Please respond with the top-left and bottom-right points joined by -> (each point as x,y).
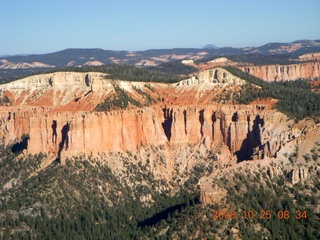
0,39 -> 320,82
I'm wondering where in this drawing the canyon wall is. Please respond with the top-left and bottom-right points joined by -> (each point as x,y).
0,70 -> 316,167
238,62 -> 320,81
0,104 -> 291,163
1,70 -> 319,206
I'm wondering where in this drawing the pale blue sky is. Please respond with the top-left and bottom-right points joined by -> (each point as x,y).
1,0 -> 319,55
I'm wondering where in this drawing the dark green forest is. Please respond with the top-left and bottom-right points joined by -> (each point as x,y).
215,169 -> 320,239
0,141 -> 202,239
94,83 -> 143,112
226,53 -> 298,65
0,64 -> 181,84
0,139 -> 319,239
64,64 -> 181,83
146,60 -> 198,76
199,53 -> 299,66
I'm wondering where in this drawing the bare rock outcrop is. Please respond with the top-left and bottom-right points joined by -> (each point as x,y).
299,52 -> 320,61
0,72 -> 107,90
266,164 -> 283,179
239,62 -> 320,81
0,60 -> 55,69
177,68 -> 244,86
198,177 -> 227,205
289,167 -> 309,185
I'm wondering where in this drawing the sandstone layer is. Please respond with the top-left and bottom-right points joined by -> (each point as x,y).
0,104 -> 272,157
0,70 -> 318,163
0,69 -> 279,161
238,62 -> 320,81
0,69 -> 319,205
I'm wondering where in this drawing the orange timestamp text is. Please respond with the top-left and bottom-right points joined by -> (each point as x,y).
212,209 -> 307,220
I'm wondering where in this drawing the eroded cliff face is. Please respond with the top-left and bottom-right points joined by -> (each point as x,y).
0,103 -> 303,163
238,62 -> 320,81
1,70 -> 319,205
0,70 -> 317,163
0,69 -> 255,158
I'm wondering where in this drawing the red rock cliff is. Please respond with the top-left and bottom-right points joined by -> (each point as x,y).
0,70 -> 315,163
0,104 -> 288,163
238,62 -> 320,81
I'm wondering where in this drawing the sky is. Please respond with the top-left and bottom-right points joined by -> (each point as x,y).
1,0 -> 320,55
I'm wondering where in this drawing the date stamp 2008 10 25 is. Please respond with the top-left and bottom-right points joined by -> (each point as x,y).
212,209 -> 307,220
